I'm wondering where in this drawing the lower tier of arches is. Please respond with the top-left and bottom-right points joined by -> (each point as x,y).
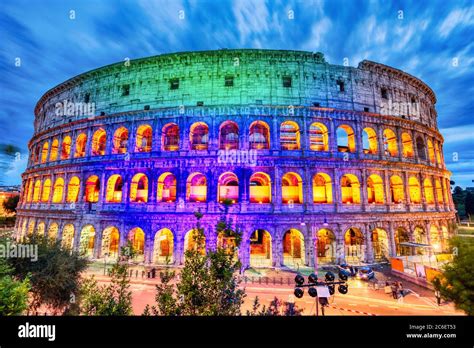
14,211 -> 456,268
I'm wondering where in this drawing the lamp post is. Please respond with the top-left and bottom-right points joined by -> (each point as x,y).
294,271 -> 348,316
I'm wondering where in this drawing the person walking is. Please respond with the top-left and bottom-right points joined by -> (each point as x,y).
391,282 -> 398,299
434,290 -> 441,306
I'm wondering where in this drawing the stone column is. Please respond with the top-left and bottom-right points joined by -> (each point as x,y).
93,223 -> 103,259
328,118 -> 337,154
271,228 -> 281,268
360,169 -> 368,210
85,127 -> 93,157
354,121 -> 363,159
364,224 -> 374,263
388,222 -> 397,257
274,166 -> 282,210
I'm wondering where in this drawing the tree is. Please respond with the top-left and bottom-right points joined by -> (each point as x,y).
150,209 -> 246,315
465,192 -> 474,220
7,235 -> 88,314
0,258 -> 30,315
433,237 -> 474,315
2,195 -> 19,214
246,296 -> 303,316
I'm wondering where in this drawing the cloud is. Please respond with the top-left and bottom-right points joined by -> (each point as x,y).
438,6 -> 474,38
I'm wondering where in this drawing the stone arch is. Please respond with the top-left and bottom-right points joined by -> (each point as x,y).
113,126 -> 129,154
189,122 -> 209,150
186,172 -> 207,202
219,121 -> 239,150
162,123 -> 180,151
105,174 -> 123,203
429,225 -> 442,253
52,177 -> 64,203
423,178 -> 435,204
249,120 -> 270,150
61,224 -> 75,250
367,174 -> 384,204
157,172 -> 177,202
66,176 -> 80,203
47,222 -> 59,240
41,178 -> 51,202
340,174 -> 360,204
91,128 -> 106,156
416,136 -> 427,161
336,124 -> 356,153
344,227 -> 364,261
128,227 -> 145,261
61,135 -> 72,159
362,127 -> 378,154
372,228 -> 389,260
79,224 -> 96,257
249,229 -> 272,267
282,228 -> 305,268
36,221 -> 45,237
280,121 -> 300,150
130,173 -> 149,203
33,179 -> 41,202
427,139 -> 435,165
135,124 -> 152,152
408,176 -> 421,204
101,226 -> 120,259
41,142 -> 49,163
85,175 -> 100,203
317,228 -> 336,264
184,229 -> 206,255
50,138 -> 59,161
249,172 -> 271,203
395,227 -> 410,256
153,228 -> 174,264
413,225 -> 427,254
282,172 -> 303,204
74,133 -> 87,158
218,172 -> 239,203
390,175 -> 404,203
309,122 -> 329,151
383,129 -> 398,156
313,173 -> 333,203
401,132 -> 414,158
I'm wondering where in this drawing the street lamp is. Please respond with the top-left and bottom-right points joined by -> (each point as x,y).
294,271 -> 348,316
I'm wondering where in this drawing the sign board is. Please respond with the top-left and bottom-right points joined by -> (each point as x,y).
316,286 -> 330,298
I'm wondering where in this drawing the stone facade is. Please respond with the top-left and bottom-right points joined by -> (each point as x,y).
16,49 -> 455,269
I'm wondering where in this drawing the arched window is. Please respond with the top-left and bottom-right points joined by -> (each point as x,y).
85,175 -> 100,203
61,136 -> 72,160
47,223 -> 59,240
313,173 -> 333,203
52,177 -> 64,203
282,229 -> 305,267
435,179 -> 443,204
128,228 -> 145,260
79,225 -> 95,257
383,129 -> 398,156
130,173 -> 148,203
309,122 -> 329,151
66,176 -> 80,203
33,179 -> 41,202
249,172 -> 271,203
105,175 -> 123,203
408,176 -> 421,203
416,136 -> 426,161
282,172 -> 303,204
249,229 -> 272,267
362,127 -> 377,154
401,132 -> 414,158
280,121 -> 300,150
336,125 -> 355,153
153,229 -> 174,264
219,121 -> 239,150
27,180 -> 34,202
427,139 -> 435,165
135,125 -> 152,152
434,142 -> 442,165
50,139 -> 59,161
41,178 -> 51,202
186,173 -> 207,202
34,146 -> 41,164
340,174 -> 360,204
157,172 -> 177,203
390,175 -> 404,203
74,133 -> 87,158
61,224 -> 75,250
101,226 -> 120,258
92,128 -> 106,156
189,122 -> 209,150
184,229 -> 206,255
249,121 -> 270,150
113,127 -> 129,154
424,178 -> 435,204
162,123 -> 179,151
41,142 -> 49,163
218,172 -> 239,203
367,174 -> 384,204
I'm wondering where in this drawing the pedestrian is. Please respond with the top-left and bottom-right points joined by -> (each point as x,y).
391,282 -> 398,299
434,290 -> 441,306
397,282 -> 404,297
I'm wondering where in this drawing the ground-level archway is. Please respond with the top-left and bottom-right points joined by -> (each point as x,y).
344,228 -> 364,262
128,227 -> 145,262
282,229 -> 305,268
153,228 -> 174,264
317,228 -> 336,264
61,224 -> 75,250
101,226 -> 120,259
79,225 -> 96,258
249,229 -> 272,267
184,229 -> 206,256
372,228 -> 389,260
395,227 -> 410,256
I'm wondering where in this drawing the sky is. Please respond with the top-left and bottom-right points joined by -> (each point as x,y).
0,0 -> 473,187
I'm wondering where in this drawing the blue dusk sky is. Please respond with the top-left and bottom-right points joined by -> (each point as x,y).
0,0 -> 473,187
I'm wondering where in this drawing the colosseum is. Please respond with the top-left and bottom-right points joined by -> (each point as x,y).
15,49 -> 456,269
